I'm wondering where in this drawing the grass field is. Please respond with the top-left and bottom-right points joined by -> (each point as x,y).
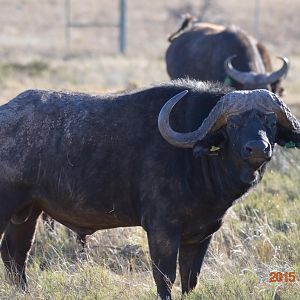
0,57 -> 299,299
0,149 -> 300,299
0,1 -> 300,299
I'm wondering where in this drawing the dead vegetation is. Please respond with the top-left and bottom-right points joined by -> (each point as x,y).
0,1 -> 299,299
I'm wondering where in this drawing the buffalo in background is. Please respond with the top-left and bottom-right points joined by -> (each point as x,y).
0,81 -> 300,299
166,15 -> 289,96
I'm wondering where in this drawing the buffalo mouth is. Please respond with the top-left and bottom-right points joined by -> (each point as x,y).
244,155 -> 271,169
240,157 -> 270,184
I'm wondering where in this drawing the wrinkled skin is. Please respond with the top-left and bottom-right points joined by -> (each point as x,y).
0,80 -> 299,300
166,24 -> 285,96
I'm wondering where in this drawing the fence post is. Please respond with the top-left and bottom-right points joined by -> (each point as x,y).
119,0 -> 127,54
254,0 -> 261,39
65,0 -> 127,54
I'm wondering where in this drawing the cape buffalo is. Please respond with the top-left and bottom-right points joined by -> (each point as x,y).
0,80 -> 299,299
166,17 -> 289,96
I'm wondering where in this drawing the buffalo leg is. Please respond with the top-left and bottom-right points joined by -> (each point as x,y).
1,206 -> 41,289
179,236 -> 212,295
0,186 -> 30,239
147,227 -> 180,300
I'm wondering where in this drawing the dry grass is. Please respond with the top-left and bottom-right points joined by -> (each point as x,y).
0,1 -> 300,299
0,56 -> 168,101
0,53 -> 299,109
1,150 -> 300,299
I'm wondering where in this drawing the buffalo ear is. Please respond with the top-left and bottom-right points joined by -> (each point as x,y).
193,128 -> 226,157
276,125 -> 300,148
271,80 -> 284,97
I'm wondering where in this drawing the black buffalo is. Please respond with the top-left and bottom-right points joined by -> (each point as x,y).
0,80 -> 299,299
166,17 -> 288,96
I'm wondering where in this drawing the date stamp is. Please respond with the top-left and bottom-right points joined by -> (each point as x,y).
256,271 -> 300,291
269,271 -> 296,283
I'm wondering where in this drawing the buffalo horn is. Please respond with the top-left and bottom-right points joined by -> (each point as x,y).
158,89 -> 300,148
224,56 -> 289,85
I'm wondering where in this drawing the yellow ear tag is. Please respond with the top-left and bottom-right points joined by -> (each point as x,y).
210,145 -> 220,152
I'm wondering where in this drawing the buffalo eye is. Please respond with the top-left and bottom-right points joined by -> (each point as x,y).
227,115 -> 242,130
229,123 -> 237,129
227,121 -> 240,130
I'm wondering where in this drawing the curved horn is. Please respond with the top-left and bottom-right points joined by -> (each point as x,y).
258,92 -> 300,131
224,56 -> 289,86
158,89 -> 249,148
266,57 -> 289,83
197,89 -> 300,140
158,89 -> 300,149
224,55 -> 256,85
158,90 -> 203,148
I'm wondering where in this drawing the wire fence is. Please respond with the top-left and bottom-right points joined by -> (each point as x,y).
0,0 -> 299,60
64,0 -> 127,54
